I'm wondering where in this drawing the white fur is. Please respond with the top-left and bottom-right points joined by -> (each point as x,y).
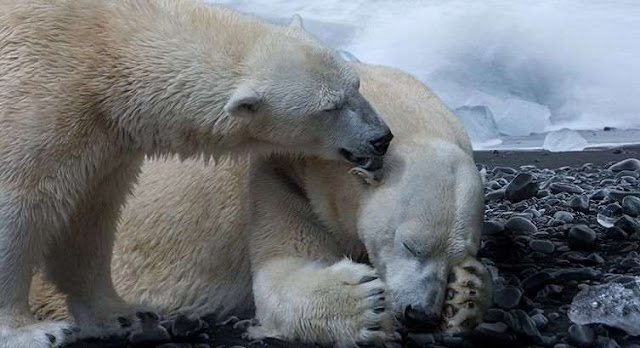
0,1 -> 389,346
30,63 -> 489,346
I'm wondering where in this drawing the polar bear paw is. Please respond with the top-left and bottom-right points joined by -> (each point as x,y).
250,259 -> 394,347
0,320 -> 77,348
440,256 -> 493,334
327,260 -> 393,346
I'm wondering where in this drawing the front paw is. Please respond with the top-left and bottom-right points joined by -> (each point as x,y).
441,256 -> 493,333
322,260 -> 394,346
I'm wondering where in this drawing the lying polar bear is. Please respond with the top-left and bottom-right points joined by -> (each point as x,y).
31,63 -> 492,346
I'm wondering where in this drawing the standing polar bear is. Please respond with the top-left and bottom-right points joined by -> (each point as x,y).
0,1 -> 391,347
33,63 -> 493,347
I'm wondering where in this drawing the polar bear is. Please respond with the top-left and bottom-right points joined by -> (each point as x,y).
31,62 -> 492,347
0,2 -> 392,347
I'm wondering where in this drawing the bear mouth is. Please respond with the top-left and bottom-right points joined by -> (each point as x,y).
339,149 -> 383,171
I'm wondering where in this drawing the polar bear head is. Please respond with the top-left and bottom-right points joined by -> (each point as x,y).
226,16 -> 392,170
358,141 -> 484,327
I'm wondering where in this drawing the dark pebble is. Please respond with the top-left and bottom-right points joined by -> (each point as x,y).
568,225 -> 597,250
486,189 -> 506,202
605,226 -> 629,240
494,286 -> 523,310
505,173 -> 539,203
614,215 -> 640,235
531,313 -> 548,329
529,239 -> 555,253
406,333 -> 436,346
504,309 -> 540,338
550,183 -> 584,194
608,190 -> 640,202
522,272 -> 552,294
568,324 -> 596,348
609,158 -> 640,172
473,322 -> 513,341
483,220 -> 505,236
493,166 -> 518,175
484,308 -> 506,323
569,195 -> 590,213
552,268 -> 601,282
622,196 -> 640,217
590,189 -> 609,201
554,211 -> 575,224
595,336 -> 620,348
505,216 -> 538,234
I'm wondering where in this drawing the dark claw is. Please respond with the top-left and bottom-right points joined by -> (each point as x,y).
146,312 -> 159,321
367,326 -> 381,331
118,317 -> 132,327
358,275 -> 379,284
469,290 -> 477,296
135,311 -> 145,319
447,288 -> 457,300
46,333 -> 56,344
463,266 -> 477,274
444,305 -> 457,318
367,288 -> 384,297
72,327 -> 81,333
62,329 -> 73,336
373,307 -> 385,314
466,301 -> 476,309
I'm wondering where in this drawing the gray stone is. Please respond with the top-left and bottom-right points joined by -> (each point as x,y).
505,173 -> 539,203
494,286 -> 523,310
483,220 -> 505,236
505,216 -> 538,234
568,225 -> 597,250
485,189 -> 506,202
622,196 -> 640,217
529,239 -> 555,254
569,195 -> 590,213
609,158 -> 640,172
550,182 -> 584,194
531,313 -> 548,329
568,324 -> 595,348
614,215 -> 640,235
554,211 -> 575,223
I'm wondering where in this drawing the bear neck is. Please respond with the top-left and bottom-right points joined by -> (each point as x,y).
91,2 -> 275,158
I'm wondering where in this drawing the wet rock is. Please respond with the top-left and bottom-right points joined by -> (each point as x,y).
605,227 -> 629,240
493,166 -> 518,175
609,158 -> 640,172
568,324 -> 596,348
473,322 -> 513,341
531,313 -> 548,329
529,239 -> 555,254
608,190 -> 640,202
483,220 -> 505,236
614,215 -> 640,235
595,336 -> 620,348
591,189 -> 609,201
486,189 -> 506,202
506,216 -> 538,234
406,333 -> 436,346
622,196 -> 640,217
568,225 -> 597,250
505,173 -> 539,203
550,183 -> 584,194
554,211 -> 575,224
522,272 -> 552,295
484,308 -> 507,323
569,195 -> 590,213
494,286 -> 523,310
552,268 -> 601,282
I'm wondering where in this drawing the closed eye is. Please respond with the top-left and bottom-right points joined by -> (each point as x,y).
402,242 -> 418,257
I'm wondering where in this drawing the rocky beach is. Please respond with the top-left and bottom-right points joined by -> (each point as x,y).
67,145 -> 640,348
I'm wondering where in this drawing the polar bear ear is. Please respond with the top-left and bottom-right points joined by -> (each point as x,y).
288,14 -> 305,30
224,85 -> 262,118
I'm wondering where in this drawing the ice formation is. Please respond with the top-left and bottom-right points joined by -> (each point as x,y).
569,277 -> 640,336
543,129 -> 588,152
214,0 -> 640,148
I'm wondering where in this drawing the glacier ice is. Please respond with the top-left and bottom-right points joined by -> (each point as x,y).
454,106 -> 501,147
543,128 -> 588,152
569,277 -> 640,336
494,99 -> 552,136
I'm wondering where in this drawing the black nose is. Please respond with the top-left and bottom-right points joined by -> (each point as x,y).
370,131 -> 394,156
403,305 -> 438,329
